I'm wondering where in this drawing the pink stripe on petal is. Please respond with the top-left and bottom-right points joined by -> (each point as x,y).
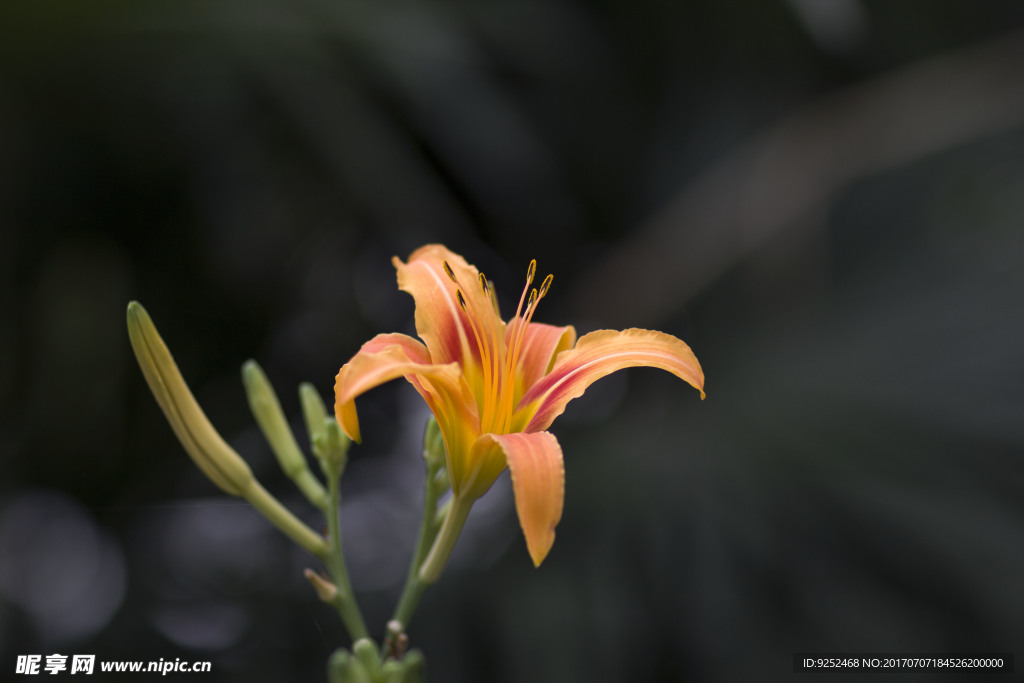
334,341 -> 463,443
520,328 -> 704,433
511,322 -> 577,392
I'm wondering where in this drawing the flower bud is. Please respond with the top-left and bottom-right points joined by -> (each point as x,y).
243,361 -> 327,508
327,649 -> 372,683
401,651 -> 425,683
126,302 -> 253,496
320,417 -> 351,472
422,416 -> 445,470
299,382 -> 328,450
381,659 -> 405,683
352,638 -> 382,679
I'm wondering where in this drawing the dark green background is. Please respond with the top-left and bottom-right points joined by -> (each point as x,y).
2,1 -> 1023,681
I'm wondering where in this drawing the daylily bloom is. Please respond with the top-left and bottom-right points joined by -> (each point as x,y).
335,245 -> 704,568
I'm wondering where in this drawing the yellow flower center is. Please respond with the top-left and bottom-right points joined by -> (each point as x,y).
444,259 -> 552,435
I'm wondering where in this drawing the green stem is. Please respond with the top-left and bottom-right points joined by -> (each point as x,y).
417,494 -> 474,586
324,461 -> 369,641
241,480 -> 327,558
391,484 -> 444,630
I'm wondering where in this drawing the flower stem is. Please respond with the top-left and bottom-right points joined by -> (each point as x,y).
323,460 -> 369,641
240,480 -> 327,558
391,481 -> 444,630
417,494 -> 473,586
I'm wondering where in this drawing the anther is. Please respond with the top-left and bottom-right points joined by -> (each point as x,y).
478,272 -> 489,293
456,289 -> 467,310
538,274 -> 553,299
526,288 -> 538,308
526,259 -> 537,286
443,261 -> 458,283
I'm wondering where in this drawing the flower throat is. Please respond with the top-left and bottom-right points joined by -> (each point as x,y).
443,259 -> 553,434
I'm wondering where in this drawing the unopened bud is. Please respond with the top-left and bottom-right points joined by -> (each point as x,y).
327,649 -> 372,683
402,650 -> 425,682
382,659 -> 405,683
126,302 -> 253,496
243,362 -> 327,508
422,417 -> 445,470
299,383 -> 328,451
320,417 -> 350,472
352,638 -> 381,678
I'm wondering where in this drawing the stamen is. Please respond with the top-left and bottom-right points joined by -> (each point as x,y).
490,258 -> 547,433
454,280 -> 501,432
478,289 -> 502,432
538,274 -> 553,299
498,287 -> 541,432
488,287 -> 500,316
441,264 -> 475,376
511,259 -> 536,326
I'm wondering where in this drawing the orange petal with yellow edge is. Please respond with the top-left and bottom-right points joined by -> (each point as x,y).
394,245 -> 495,365
334,337 -> 465,443
520,328 -> 705,433
477,431 -> 565,567
511,322 -> 577,391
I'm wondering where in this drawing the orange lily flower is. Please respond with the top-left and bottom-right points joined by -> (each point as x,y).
335,245 -> 704,568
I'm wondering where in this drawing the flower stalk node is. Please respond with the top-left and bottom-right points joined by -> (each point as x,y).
384,620 -> 409,659
305,568 -> 340,604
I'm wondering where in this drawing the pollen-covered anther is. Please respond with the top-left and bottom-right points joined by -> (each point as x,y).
538,274 -> 553,299
456,289 -> 467,310
443,260 -> 458,283
478,272 -> 489,293
526,259 -> 537,286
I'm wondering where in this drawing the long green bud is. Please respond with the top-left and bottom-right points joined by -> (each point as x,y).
126,301 -> 253,496
243,361 -> 328,509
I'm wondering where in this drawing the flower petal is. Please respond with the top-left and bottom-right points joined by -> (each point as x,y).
334,333 -> 468,443
341,333 -> 437,406
394,245 -> 497,365
511,322 -> 577,393
519,328 -> 705,432
475,431 -> 564,567
357,332 -> 432,361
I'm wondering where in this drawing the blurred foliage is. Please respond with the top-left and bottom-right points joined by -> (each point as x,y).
1,1 -> 1023,681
